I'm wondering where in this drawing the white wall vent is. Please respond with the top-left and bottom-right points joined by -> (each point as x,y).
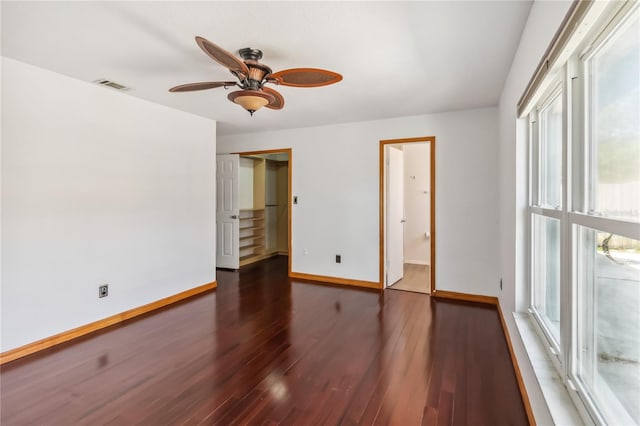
93,79 -> 129,91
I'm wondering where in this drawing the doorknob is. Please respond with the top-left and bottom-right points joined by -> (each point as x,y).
401,219 -> 406,223
231,215 -> 238,219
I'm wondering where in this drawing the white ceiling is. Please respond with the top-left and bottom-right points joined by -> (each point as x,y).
1,1 -> 532,136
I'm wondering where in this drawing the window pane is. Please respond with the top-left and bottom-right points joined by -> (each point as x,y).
530,118 -> 540,206
540,92 -> 563,209
589,9 -> 640,222
532,214 -> 561,343
575,226 -> 640,424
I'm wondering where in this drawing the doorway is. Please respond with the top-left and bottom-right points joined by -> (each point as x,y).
216,148 -> 292,276
380,137 -> 435,294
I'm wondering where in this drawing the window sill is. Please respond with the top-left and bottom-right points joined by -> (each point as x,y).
513,312 -> 584,425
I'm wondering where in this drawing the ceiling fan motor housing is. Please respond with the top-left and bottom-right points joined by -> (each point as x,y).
238,48 -> 263,61
244,62 -> 272,89
238,48 -> 272,90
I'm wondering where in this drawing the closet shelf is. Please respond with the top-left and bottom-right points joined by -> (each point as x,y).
240,254 -> 260,262
240,226 -> 264,231
240,244 -> 262,251
240,234 -> 264,242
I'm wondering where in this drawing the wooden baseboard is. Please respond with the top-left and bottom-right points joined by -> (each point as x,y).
432,290 -> 498,305
0,281 -> 217,365
497,301 -> 536,426
289,272 -> 381,290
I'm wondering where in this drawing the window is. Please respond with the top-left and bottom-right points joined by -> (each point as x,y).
587,10 -> 640,222
575,228 -> 640,425
532,214 -> 561,343
526,3 -> 640,424
540,91 -> 563,209
529,83 -> 565,351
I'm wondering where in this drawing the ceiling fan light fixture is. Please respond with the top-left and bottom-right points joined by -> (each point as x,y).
228,90 -> 275,116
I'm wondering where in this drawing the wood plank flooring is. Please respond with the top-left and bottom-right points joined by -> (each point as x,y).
388,263 -> 430,294
0,256 -> 528,425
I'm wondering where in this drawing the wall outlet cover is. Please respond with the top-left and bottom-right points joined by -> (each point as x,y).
99,284 -> 109,298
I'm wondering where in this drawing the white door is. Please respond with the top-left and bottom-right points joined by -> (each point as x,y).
216,154 -> 240,269
386,146 -> 404,286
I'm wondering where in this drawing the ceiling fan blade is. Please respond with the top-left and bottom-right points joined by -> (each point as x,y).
195,36 -> 249,78
169,81 -> 237,92
269,68 -> 342,87
262,87 -> 284,110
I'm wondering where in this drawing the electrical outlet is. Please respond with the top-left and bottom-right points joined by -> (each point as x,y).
500,278 -> 503,291
336,254 -> 341,263
99,284 -> 109,298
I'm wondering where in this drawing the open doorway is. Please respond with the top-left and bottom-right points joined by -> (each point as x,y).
216,148 -> 292,275
380,137 -> 435,294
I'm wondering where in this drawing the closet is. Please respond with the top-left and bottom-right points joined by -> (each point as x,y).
238,154 -> 288,267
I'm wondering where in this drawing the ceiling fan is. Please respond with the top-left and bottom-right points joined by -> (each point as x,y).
169,36 -> 343,116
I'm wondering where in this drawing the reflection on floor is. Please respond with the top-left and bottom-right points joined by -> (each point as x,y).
388,263 -> 430,294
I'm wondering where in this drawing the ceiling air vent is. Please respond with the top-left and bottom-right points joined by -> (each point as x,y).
94,79 -> 129,91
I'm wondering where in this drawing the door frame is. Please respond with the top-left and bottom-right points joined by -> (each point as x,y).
234,148 -> 293,277
379,137 -> 436,293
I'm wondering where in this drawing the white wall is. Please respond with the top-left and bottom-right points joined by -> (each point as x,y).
497,1 -> 573,424
403,143 -> 430,265
219,107 -> 499,295
1,57 -> 217,352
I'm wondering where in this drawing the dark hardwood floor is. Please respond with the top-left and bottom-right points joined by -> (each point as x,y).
0,256 -> 528,425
